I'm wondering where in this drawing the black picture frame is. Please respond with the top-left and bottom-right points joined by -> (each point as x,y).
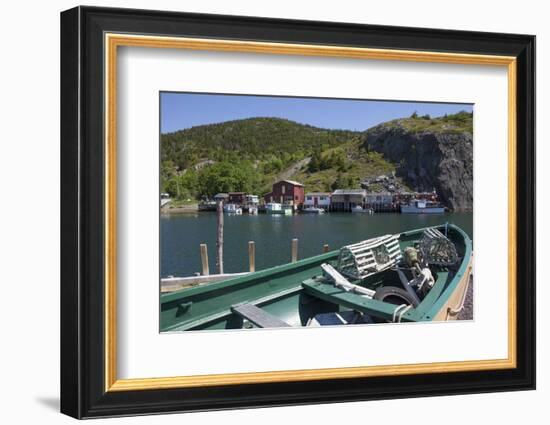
61,5 -> 535,419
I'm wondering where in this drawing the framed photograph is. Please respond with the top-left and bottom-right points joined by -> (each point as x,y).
60,6 -> 535,419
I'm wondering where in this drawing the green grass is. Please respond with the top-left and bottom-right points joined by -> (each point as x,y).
378,111 -> 473,135
169,198 -> 199,207
291,140 -> 405,192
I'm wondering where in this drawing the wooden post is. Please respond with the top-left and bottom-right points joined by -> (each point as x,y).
216,200 -> 224,274
248,241 -> 255,272
291,238 -> 298,263
323,243 -> 329,253
200,244 -> 209,276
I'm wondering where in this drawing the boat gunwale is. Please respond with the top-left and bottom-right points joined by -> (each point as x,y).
418,224 -> 473,320
161,250 -> 338,304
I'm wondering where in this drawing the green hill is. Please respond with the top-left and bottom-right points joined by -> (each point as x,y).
161,117 -> 358,171
161,117 -> 366,199
161,112 -> 472,208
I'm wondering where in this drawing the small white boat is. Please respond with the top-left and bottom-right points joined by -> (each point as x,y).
160,193 -> 171,208
248,206 -> 258,215
401,200 -> 445,214
223,204 -> 242,214
351,206 -> 373,214
265,202 -> 283,214
302,207 -> 325,214
282,205 -> 294,215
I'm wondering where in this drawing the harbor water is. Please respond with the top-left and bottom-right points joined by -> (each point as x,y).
161,212 -> 473,278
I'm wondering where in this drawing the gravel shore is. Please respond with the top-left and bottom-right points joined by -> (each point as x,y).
161,204 -> 198,214
457,276 -> 473,320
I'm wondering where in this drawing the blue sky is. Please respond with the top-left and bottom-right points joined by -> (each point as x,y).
161,92 -> 473,134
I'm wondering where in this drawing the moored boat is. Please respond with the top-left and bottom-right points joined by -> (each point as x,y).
160,193 -> 171,208
223,203 -> 242,214
401,199 -> 445,214
161,224 -> 472,331
351,206 -> 373,214
265,202 -> 283,214
302,206 -> 325,214
282,205 -> 294,215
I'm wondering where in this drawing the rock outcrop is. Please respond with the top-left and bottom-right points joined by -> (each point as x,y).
363,116 -> 473,211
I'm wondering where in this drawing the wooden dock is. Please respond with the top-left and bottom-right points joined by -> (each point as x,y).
162,238 -> 332,293
161,273 -> 250,293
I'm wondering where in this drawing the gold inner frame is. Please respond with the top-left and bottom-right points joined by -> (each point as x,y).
104,33 -> 517,392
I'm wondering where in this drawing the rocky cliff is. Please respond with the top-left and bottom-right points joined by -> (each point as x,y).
363,112 -> 473,211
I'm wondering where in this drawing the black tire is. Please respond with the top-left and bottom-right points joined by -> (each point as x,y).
373,286 -> 419,308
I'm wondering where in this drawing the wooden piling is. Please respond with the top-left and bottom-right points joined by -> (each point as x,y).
291,238 -> 298,263
323,243 -> 329,253
248,241 -> 255,272
200,244 -> 209,276
216,200 -> 224,274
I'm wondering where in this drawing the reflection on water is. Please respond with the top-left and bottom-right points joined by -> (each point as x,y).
161,212 -> 472,278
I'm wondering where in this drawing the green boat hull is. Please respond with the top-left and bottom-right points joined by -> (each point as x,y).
161,224 -> 473,332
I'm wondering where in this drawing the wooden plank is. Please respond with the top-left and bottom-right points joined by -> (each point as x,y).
291,238 -> 298,263
321,264 -> 375,297
231,304 -> 291,328
354,251 -> 375,260
388,245 -> 401,253
357,258 -> 400,272
347,235 -> 388,247
347,235 -> 394,252
216,200 -> 224,274
160,272 -> 250,292
425,227 -> 446,239
357,262 -> 377,271
355,253 -> 375,262
200,244 -> 209,276
248,241 -> 255,272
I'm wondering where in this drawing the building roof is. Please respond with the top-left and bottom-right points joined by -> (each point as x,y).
366,192 -> 392,196
228,192 -> 246,195
305,192 -> 331,196
213,193 -> 229,198
277,179 -> 304,187
332,189 -> 367,195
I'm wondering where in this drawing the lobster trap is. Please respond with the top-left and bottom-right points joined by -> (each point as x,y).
336,234 -> 402,280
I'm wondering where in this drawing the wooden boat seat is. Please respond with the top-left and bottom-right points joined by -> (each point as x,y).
231,303 -> 291,328
302,278 -> 415,323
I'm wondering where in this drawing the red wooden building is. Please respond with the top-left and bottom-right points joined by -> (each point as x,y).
228,192 -> 247,205
263,180 -> 305,208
